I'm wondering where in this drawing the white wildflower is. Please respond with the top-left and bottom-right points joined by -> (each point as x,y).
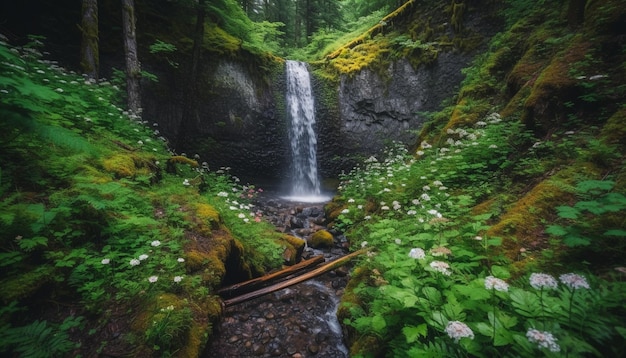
485,276 -> 509,292
529,273 -> 558,290
526,328 -> 560,352
559,273 -> 590,290
430,261 -> 451,275
408,248 -> 425,260
446,321 -> 474,343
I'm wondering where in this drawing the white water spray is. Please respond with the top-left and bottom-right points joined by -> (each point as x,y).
284,60 -> 330,203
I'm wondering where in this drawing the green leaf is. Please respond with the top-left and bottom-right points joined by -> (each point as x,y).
604,229 -> 626,237
0,251 -> 24,267
490,265 -> 511,279
510,288 -> 542,318
402,324 -> 428,343
556,205 -> 580,219
422,286 -> 443,305
576,180 -> 614,193
563,235 -> 591,247
545,225 -> 567,236
371,314 -> 387,333
17,236 -> 48,252
575,200 -> 604,215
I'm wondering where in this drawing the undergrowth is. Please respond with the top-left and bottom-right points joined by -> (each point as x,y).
0,37 -> 283,356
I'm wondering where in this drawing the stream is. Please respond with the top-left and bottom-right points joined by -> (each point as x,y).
204,194 -> 350,358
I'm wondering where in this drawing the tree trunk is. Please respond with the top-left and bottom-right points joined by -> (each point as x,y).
567,0 -> 586,28
79,0 -> 99,80
223,249 -> 367,307
177,0 -> 205,147
121,0 -> 141,115
218,255 -> 325,298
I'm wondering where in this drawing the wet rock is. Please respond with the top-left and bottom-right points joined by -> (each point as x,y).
205,195 -> 349,358
308,343 -> 320,354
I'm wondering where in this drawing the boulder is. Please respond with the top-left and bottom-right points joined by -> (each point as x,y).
309,229 -> 334,248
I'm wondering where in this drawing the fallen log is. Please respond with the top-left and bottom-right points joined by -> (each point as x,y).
218,255 -> 325,298
223,249 -> 367,307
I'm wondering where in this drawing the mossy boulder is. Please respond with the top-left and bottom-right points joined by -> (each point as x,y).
281,234 -> 306,264
309,229 -> 334,248
194,203 -> 221,230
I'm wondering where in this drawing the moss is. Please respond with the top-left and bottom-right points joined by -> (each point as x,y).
101,153 -> 158,179
102,154 -> 136,178
194,203 -> 220,229
487,164 -> 602,263
600,107 -> 626,149
166,155 -> 198,174
0,266 -> 55,303
441,98 -> 491,133
186,250 -> 212,272
523,36 -> 592,129
280,234 -> 306,264
450,1 -> 466,33
309,229 -> 334,248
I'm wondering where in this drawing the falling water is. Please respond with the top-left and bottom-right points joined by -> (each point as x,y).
284,60 -> 330,202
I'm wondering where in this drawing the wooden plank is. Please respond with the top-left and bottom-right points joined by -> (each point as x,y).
223,249 -> 367,307
218,255 -> 325,298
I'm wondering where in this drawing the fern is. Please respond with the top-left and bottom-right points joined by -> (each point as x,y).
37,124 -> 98,155
0,320 -> 75,357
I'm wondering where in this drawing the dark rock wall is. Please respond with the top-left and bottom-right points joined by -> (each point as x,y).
322,53 -> 472,176
143,53 -> 473,185
143,59 -> 288,186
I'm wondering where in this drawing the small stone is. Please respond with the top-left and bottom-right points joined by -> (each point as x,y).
252,344 -> 265,355
228,335 -> 239,343
308,344 -> 320,354
265,312 -> 275,320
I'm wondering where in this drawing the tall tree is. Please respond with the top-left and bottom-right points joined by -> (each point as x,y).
177,0 -> 206,147
79,0 -> 99,80
567,0 -> 586,28
121,0 -> 141,115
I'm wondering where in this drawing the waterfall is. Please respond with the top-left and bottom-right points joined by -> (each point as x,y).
284,60 -> 329,202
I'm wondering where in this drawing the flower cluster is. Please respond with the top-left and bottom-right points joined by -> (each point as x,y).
559,273 -> 589,290
445,321 -> 474,343
529,273 -> 558,290
408,248 -> 425,260
430,261 -> 451,275
485,276 -> 509,292
526,328 -> 560,352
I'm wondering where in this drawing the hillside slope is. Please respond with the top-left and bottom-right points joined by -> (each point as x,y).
327,0 -> 626,356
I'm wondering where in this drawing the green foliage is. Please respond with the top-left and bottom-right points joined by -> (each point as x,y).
546,180 -> 626,263
145,305 -> 192,352
0,319 -> 78,357
334,110 -> 626,356
0,38 -> 286,355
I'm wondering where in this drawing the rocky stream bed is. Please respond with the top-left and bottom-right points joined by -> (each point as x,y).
204,195 -> 352,358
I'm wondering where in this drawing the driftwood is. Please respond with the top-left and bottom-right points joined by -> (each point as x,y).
218,255 -> 325,298
223,249 -> 367,307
